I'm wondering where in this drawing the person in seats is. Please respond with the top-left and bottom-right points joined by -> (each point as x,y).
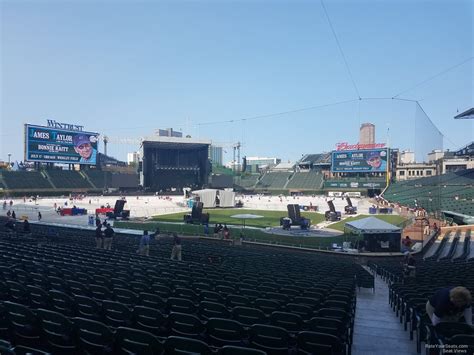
426,286 -> 472,326
95,224 -> 103,248
401,236 -> 413,252
402,252 -> 416,280
170,233 -> 182,261
23,219 -> 31,234
223,225 -> 230,239
103,224 -> 114,250
139,230 -> 150,256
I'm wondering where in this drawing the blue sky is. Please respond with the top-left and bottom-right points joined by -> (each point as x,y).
1,0 -> 472,164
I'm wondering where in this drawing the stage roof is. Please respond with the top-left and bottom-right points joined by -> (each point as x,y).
345,216 -> 401,234
142,136 -> 211,150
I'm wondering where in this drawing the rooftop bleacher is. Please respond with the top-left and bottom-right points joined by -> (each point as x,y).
0,171 -> 53,190
392,169 -> 474,187
255,172 -> 293,189
84,170 -> 109,189
300,153 -> 331,165
286,171 -> 324,190
383,169 -> 474,215
46,170 -> 94,189
234,175 -> 259,189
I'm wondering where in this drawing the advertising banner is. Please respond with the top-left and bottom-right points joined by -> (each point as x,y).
331,149 -> 388,173
324,181 -> 385,188
25,124 -> 99,165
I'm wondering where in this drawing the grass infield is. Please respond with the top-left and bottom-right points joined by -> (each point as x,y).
115,209 -> 407,250
151,208 -> 326,228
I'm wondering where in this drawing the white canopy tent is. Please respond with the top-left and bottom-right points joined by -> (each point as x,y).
219,190 -> 235,208
191,189 -> 235,208
192,189 -> 217,208
344,216 -> 402,252
344,216 -> 401,234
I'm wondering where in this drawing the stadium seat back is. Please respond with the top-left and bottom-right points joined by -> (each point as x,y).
219,346 -> 267,355
254,299 -> 280,315
114,327 -> 163,355
193,282 -> 213,293
200,290 -> 224,303
74,317 -> 114,354
168,311 -> 205,338
232,307 -> 267,327
12,346 -> 50,355
435,322 -> 474,340
49,289 -> 76,317
36,308 -> 77,352
113,287 -> 139,307
297,331 -> 344,355
294,297 -> 321,309
0,345 -> 13,355
174,287 -> 197,301
167,297 -> 197,314
4,301 -> 41,345
67,280 -> 90,297
447,334 -> 474,350
102,300 -> 133,328
216,285 -> 235,295
130,281 -> 149,294
199,301 -> 230,320
308,317 -> 344,338
89,284 -> 113,301
226,295 -> 250,308
238,288 -> 260,299
249,324 -> 289,355
207,317 -> 245,347
74,295 -> 102,321
26,285 -> 52,309
133,306 -> 166,336
139,292 -> 166,310
6,281 -> 29,304
265,292 -> 289,304
270,311 -> 304,332
164,335 -> 212,355
286,303 -> 314,321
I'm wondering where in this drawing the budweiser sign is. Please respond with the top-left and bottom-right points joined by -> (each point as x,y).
336,142 -> 386,151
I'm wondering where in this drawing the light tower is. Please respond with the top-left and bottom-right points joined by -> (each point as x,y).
232,142 -> 241,173
103,136 -> 109,156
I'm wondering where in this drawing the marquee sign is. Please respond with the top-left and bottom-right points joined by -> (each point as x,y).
336,142 -> 386,151
25,124 -> 99,165
47,119 -> 84,132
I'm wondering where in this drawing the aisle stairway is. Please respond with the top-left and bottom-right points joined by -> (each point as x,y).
353,273 -> 417,355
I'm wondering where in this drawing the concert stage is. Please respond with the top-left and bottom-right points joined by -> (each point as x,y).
141,136 -> 211,192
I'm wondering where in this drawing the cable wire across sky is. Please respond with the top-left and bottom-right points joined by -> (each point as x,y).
196,98 -> 358,127
320,0 -> 361,100
392,56 -> 474,99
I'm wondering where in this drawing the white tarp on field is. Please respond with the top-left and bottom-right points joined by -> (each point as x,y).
191,189 -> 235,208
219,190 -> 235,208
192,189 -> 217,208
